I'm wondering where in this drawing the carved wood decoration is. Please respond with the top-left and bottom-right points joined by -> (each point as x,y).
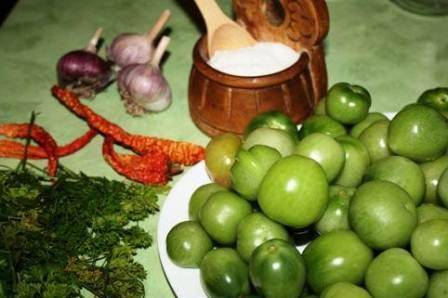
233,0 -> 329,50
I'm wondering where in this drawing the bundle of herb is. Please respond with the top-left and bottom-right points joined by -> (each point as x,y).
0,164 -> 166,298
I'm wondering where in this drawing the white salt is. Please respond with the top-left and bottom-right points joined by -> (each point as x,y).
208,42 -> 300,77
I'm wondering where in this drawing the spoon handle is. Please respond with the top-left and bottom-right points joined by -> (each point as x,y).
193,0 -> 230,31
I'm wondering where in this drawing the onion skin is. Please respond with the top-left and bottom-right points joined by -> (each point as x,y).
107,34 -> 154,69
56,50 -> 112,99
117,64 -> 172,116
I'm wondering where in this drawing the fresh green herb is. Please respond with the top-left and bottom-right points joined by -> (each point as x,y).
0,164 -> 167,297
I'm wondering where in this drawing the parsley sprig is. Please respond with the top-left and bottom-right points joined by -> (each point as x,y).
0,164 -> 167,297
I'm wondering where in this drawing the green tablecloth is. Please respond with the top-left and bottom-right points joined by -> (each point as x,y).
0,0 -> 447,296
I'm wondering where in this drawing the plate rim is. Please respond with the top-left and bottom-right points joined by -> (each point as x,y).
157,161 -> 210,298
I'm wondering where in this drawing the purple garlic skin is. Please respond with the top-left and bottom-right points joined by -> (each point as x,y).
56,50 -> 112,99
117,63 -> 172,116
107,33 -> 154,69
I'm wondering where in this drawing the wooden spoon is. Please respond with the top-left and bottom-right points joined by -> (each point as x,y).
194,0 -> 256,57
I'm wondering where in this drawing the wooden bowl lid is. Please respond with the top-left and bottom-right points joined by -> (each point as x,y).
233,0 -> 329,50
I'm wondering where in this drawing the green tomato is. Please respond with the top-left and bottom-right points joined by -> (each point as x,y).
334,135 -> 370,187
244,127 -> 296,157
326,82 -> 371,125
417,87 -> 448,118
427,271 -> 448,298
249,239 -> 306,298
411,219 -> 448,270
364,156 -> 425,205
236,213 -> 289,262
349,180 -> 417,250
350,112 -> 389,138
199,191 -> 252,245
439,168 -> 448,207
200,248 -> 250,298
166,221 -> 213,268
244,111 -> 299,141
205,133 -> 242,188
365,248 -> 428,298
230,145 -> 281,200
258,155 -> 328,228
358,120 -> 391,163
315,186 -> 352,234
321,282 -> 372,298
303,230 -> 373,293
388,103 -> 448,162
421,156 -> 448,204
417,203 -> 448,224
298,115 -> 347,140
295,133 -> 345,182
189,183 -> 226,220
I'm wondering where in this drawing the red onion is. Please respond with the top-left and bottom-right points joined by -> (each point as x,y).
117,36 -> 172,116
56,28 -> 112,99
107,10 -> 171,69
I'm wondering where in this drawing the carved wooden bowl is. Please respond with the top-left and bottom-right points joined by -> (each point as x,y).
188,0 -> 329,136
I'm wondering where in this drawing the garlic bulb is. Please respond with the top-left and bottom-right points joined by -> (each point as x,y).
118,64 -> 172,115
107,34 -> 154,68
107,10 -> 171,69
117,36 -> 172,116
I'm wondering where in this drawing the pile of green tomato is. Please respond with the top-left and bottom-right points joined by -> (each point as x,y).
166,83 -> 448,298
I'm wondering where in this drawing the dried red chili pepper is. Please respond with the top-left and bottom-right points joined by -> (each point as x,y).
102,137 -> 170,185
0,140 -> 35,159
51,86 -> 205,165
0,86 -> 205,184
0,129 -> 96,159
55,129 -> 97,156
0,123 -> 58,176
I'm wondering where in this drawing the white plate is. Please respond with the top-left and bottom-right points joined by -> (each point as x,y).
157,112 -> 396,298
157,161 -> 211,298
